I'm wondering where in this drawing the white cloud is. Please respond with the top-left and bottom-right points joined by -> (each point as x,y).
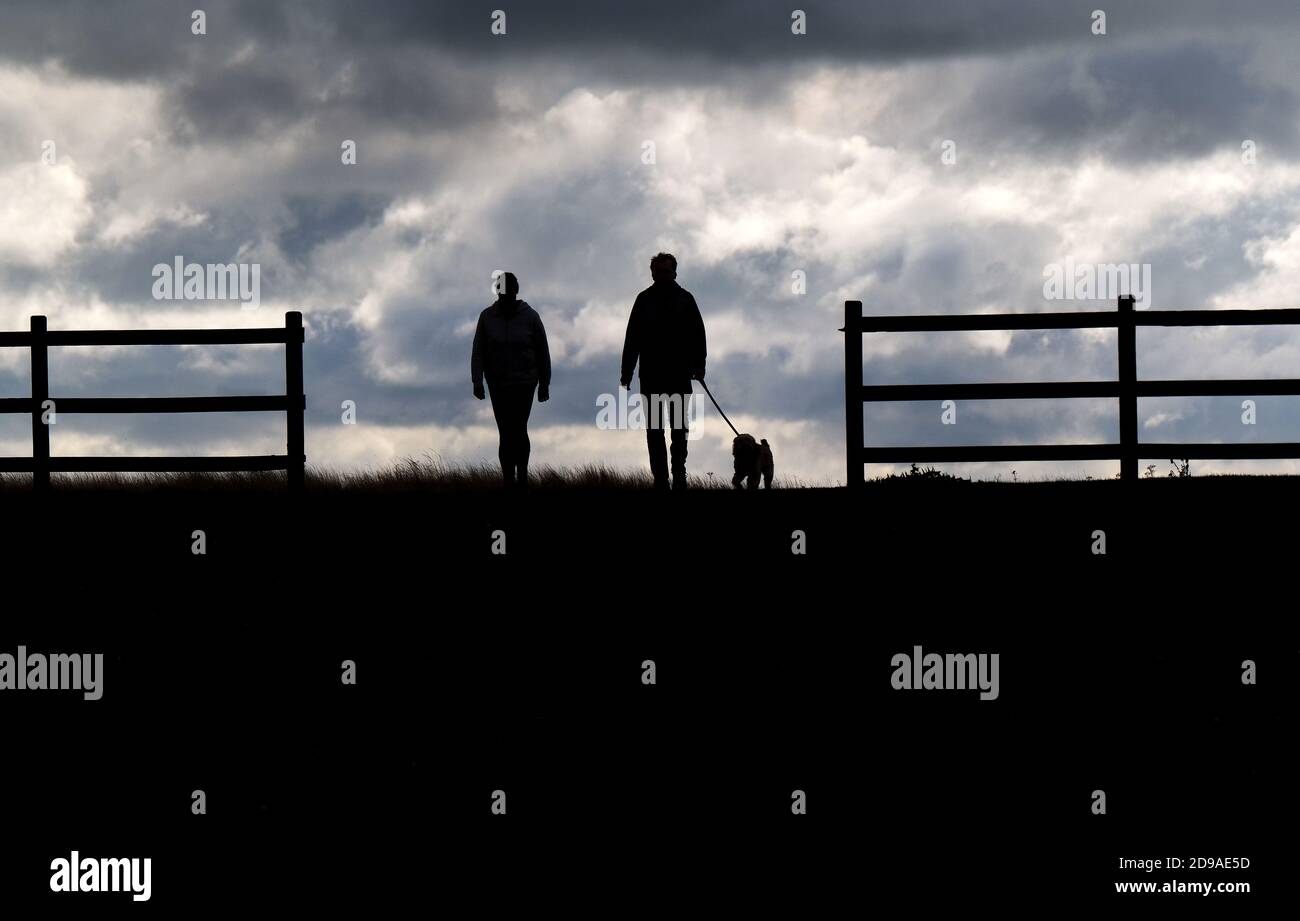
0,161 -> 92,266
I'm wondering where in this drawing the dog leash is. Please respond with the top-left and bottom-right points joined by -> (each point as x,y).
696,378 -> 741,437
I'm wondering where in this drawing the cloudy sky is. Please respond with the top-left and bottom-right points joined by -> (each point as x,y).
4,0 -> 1300,483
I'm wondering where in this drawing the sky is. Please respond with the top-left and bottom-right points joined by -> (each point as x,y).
5,0 -> 1300,483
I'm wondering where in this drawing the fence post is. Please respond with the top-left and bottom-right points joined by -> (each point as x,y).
286,311 -> 305,492
30,315 -> 50,493
1117,294 -> 1137,481
844,300 -> 864,490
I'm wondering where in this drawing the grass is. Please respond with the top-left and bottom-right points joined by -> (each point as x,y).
0,454 -> 817,494
0,454 -> 1292,494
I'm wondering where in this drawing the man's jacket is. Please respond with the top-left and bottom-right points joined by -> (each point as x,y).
471,299 -> 551,388
621,280 -> 707,392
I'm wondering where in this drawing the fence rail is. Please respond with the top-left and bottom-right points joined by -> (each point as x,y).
2,312 -> 305,491
843,296 -> 1300,487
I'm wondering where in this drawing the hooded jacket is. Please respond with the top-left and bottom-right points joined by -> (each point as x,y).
471,298 -> 551,389
620,280 -> 707,392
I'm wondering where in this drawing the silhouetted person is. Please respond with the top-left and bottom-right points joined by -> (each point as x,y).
621,253 -> 707,490
472,272 -> 551,489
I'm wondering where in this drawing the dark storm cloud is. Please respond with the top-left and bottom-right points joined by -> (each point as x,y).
6,1 -> 1300,146
10,1 -> 1300,71
222,0 -> 1300,65
5,0 -> 1065,75
0,1 -> 496,143
279,194 -> 389,264
161,46 -> 498,143
954,42 -> 1300,164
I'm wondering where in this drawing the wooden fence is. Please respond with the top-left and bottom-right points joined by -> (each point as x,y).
843,295 -> 1300,486
1,311 -> 305,491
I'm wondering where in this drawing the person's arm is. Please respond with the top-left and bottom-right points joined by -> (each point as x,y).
534,310 -> 551,401
471,312 -> 486,398
620,296 -> 641,388
688,293 -> 707,380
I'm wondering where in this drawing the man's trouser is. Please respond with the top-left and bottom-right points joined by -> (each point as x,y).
643,389 -> 691,489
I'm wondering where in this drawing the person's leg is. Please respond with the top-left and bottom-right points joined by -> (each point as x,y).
487,381 -> 515,487
645,392 -> 669,489
515,384 -> 536,488
669,390 -> 689,490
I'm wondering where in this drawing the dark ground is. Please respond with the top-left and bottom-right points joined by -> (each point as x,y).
1,476 -> 1293,912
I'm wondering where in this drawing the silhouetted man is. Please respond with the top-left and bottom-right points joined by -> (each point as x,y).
472,272 -> 551,489
621,253 -> 707,490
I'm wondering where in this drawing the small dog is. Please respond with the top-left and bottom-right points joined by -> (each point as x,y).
732,434 -> 774,489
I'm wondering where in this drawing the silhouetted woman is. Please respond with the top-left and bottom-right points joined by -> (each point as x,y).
471,272 -> 551,489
